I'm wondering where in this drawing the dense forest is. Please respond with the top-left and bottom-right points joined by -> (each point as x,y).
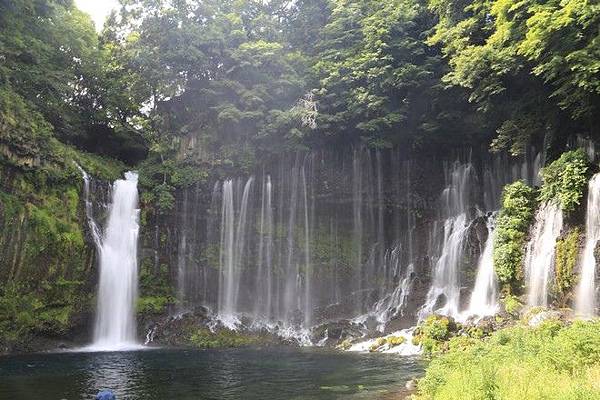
2,0 -> 600,399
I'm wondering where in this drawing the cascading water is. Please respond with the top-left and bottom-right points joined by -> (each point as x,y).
419,162 -> 473,320
92,172 -> 140,350
467,214 -> 498,317
254,175 -> 274,321
524,201 -> 563,307
218,178 -> 254,325
75,163 -> 103,247
174,148 -> 545,338
575,173 -> 600,317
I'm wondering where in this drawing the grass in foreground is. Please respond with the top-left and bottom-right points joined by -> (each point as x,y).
416,320 -> 600,400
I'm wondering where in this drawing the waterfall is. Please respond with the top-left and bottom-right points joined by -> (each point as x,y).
420,162 -> 473,320
75,163 -> 103,248
524,201 -> 563,307
467,215 -> 498,317
301,163 -> 312,326
92,172 -> 140,350
352,148 -> 364,312
575,173 -> 600,316
254,175 -> 274,320
218,178 -> 254,322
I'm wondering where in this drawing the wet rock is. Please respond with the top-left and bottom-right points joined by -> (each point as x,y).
405,379 -> 417,391
311,320 -> 365,345
526,309 -> 564,327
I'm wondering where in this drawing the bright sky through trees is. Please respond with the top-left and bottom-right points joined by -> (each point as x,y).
75,0 -> 119,31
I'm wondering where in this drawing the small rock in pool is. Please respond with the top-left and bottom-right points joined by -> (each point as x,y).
96,390 -> 116,400
405,379 -> 417,391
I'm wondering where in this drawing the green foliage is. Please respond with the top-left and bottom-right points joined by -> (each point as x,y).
368,335 -> 406,352
494,181 -> 537,290
138,154 -> 208,214
502,294 -> 523,316
139,262 -> 174,301
413,315 -> 459,354
540,150 -> 590,212
189,328 -> 261,349
428,0 -> 600,155
554,228 -> 580,303
416,321 -> 600,400
0,0 -> 144,165
137,296 -> 174,315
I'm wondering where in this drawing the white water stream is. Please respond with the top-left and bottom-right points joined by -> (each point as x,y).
575,173 -> 600,317
91,172 -> 141,351
524,201 -> 563,308
467,215 -> 498,317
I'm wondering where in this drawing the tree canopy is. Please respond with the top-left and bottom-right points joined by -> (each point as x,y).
1,0 -> 599,171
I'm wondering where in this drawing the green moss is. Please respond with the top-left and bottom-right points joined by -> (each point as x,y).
554,228 -> 580,304
138,262 -> 174,313
413,315 -> 459,354
494,181 -> 537,292
540,149 -> 590,212
189,328 -> 261,349
336,339 -> 354,351
0,151 -> 114,344
137,296 -> 174,315
369,337 -> 388,352
502,294 -> 523,316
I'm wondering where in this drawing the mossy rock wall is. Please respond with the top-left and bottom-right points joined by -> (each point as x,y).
0,149 -> 124,351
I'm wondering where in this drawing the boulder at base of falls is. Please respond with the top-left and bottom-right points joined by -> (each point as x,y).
311,320 -> 365,346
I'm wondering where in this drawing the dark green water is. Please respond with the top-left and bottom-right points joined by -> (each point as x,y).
0,347 -> 422,400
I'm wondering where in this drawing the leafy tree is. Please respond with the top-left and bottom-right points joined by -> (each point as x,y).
428,0 -> 599,155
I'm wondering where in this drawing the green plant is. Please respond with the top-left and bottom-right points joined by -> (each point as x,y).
540,149 -> 590,212
502,294 -> 523,316
413,315 -> 459,354
189,328 -> 261,349
416,321 -> 600,400
136,296 -> 174,315
494,181 -> 537,291
554,228 -> 580,303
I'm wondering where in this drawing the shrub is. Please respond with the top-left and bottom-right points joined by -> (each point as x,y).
387,335 -> 406,346
502,294 -> 523,316
413,315 -> 458,354
493,181 -> 537,290
189,328 -> 260,349
554,228 -> 580,303
540,149 -> 590,212
416,321 -> 600,400
136,296 -> 174,315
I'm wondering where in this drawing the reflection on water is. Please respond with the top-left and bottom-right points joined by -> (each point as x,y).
0,347 -> 422,400
86,352 -> 143,399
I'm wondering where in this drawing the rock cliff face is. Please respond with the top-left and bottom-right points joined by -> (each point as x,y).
0,153 -> 120,353
136,146 -> 542,340
0,143 -> 544,351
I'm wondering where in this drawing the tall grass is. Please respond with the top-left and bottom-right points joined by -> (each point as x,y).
417,320 -> 600,400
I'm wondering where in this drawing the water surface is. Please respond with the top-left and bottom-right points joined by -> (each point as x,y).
0,347 -> 422,400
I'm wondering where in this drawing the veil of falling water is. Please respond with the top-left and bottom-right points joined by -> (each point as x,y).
171,147 -> 546,335
467,214 -> 498,317
419,162 -> 474,320
575,173 -> 600,317
524,201 -> 563,308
